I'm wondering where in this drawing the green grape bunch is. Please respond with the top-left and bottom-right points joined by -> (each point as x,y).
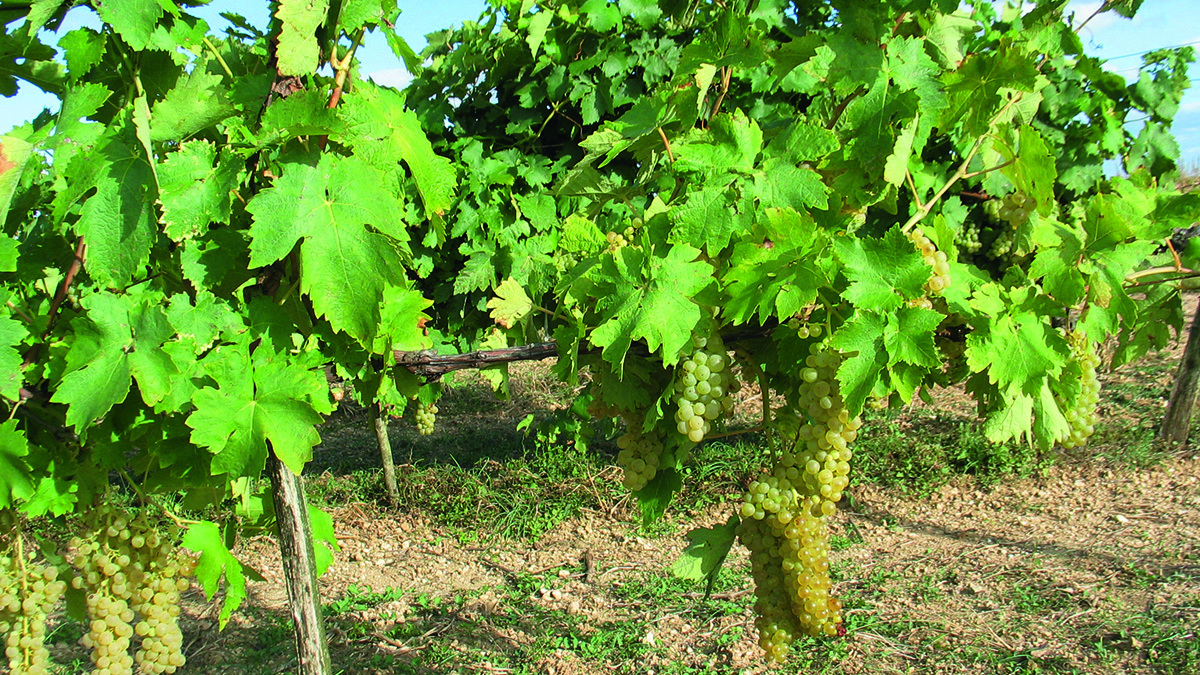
1057,331 -> 1101,449
415,401 -> 438,436
736,339 -> 859,660
67,506 -> 194,675
0,551 -> 67,675
672,334 -> 736,444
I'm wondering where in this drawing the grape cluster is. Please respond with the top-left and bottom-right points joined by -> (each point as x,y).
672,334 -> 735,444
908,228 -> 950,299
605,225 -> 636,250
415,401 -> 438,436
1058,332 -> 1101,449
988,225 -> 1015,258
0,551 -> 67,674
997,191 -> 1033,225
737,341 -> 859,660
614,411 -> 664,491
958,222 -> 982,254
68,507 -> 194,675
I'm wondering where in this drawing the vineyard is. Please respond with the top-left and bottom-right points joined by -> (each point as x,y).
1,0 -> 1199,673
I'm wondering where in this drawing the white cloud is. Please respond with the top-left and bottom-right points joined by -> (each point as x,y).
367,68 -> 413,91
1180,98 -> 1200,115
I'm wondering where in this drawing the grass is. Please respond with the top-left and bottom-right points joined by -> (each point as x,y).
165,337 -> 1200,674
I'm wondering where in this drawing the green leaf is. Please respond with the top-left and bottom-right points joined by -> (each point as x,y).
94,0 -> 162,50
246,154 -> 410,345
966,312 -> 1066,397
371,285 -> 433,355
674,110 -> 762,174
487,278 -> 533,330
883,306 -> 942,368
51,292 -> 177,431
182,521 -> 247,629
187,341 -> 325,477
0,421 -> 34,509
669,187 -> 744,255
634,467 -> 682,528
830,311 -> 888,416
70,124 -> 157,288
275,0 -> 329,76
156,140 -> 239,241
339,84 -> 457,221
834,227 -> 929,312
150,65 -> 239,142
0,134 -> 32,225
670,514 -> 738,597
588,246 -> 713,370
525,10 -> 553,58
307,504 -> 340,576
0,315 -> 24,400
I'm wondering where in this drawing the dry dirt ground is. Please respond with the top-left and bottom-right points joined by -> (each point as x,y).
171,454 -> 1197,675
59,306 -> 1200,674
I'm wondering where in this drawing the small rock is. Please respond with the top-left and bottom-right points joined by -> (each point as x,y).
1113,514 -> 1130,524
557,569 -> 571,578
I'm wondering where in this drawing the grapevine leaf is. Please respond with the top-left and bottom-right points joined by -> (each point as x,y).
72,123 -> 157,288
589,245 -> 712,370
983,388 -> 1034,444
966,312 -> 1066,397
525,10 -> 553,59
58,27 -> 107,81
182,521 -> 247,628
23,470 -> 78,518
634,467 -> 682,528
372,285 -> 434,355
0,315 -> 24,400
753,159 -> 829,211
0,134 -> 32,224
883,306 -> 942,368
883,117 -> 918,187
669,186 -> 746,254
51,293 -> 177,431
674,110 -> 762,174
93,0 -> 162,50
339,84 -> 457,221
307,504 -> 340,576
156,140 -> 240,241
487,278 -> 534,329
830,311 -> 888,416
581,0 -> 621,32
834,227 -> 929,312
1032,381 -> 1071,450
275,0 -> 329,76
0,421 -> 34,509
150,65 -> 241,142
188,342 -> 325,477
670,514 -> 738,597
245,154 -> 409,345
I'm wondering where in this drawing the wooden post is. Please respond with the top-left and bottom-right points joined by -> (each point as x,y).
1160,296 -> 1200,445
268,453 -> 333,675
372,402 -> 399,504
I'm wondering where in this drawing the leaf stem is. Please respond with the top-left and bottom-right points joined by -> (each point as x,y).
203,37 -> 235,79
117,469 -> 200,528
901,95 -> 1023,234
656,127 -> 675,163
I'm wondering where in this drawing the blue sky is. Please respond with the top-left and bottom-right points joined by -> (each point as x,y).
2,0 -> 1197,166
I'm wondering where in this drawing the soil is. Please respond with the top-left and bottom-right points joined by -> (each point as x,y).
63,303 -> 1200,675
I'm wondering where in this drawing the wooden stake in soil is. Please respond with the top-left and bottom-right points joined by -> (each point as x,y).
372,402 -> 399,504
1160,298 -> 1200,445
268,453 -> 333,675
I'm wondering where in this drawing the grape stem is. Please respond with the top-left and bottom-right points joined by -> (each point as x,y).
901,95 -> 1024,235
657,127 -> 675,163
117,469 -> 200,528
203,37 -> 235,79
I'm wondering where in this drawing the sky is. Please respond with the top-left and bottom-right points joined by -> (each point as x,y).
1,0 -> 1198,166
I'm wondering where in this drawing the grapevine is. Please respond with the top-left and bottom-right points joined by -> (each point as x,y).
0,0 -> 1196,671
